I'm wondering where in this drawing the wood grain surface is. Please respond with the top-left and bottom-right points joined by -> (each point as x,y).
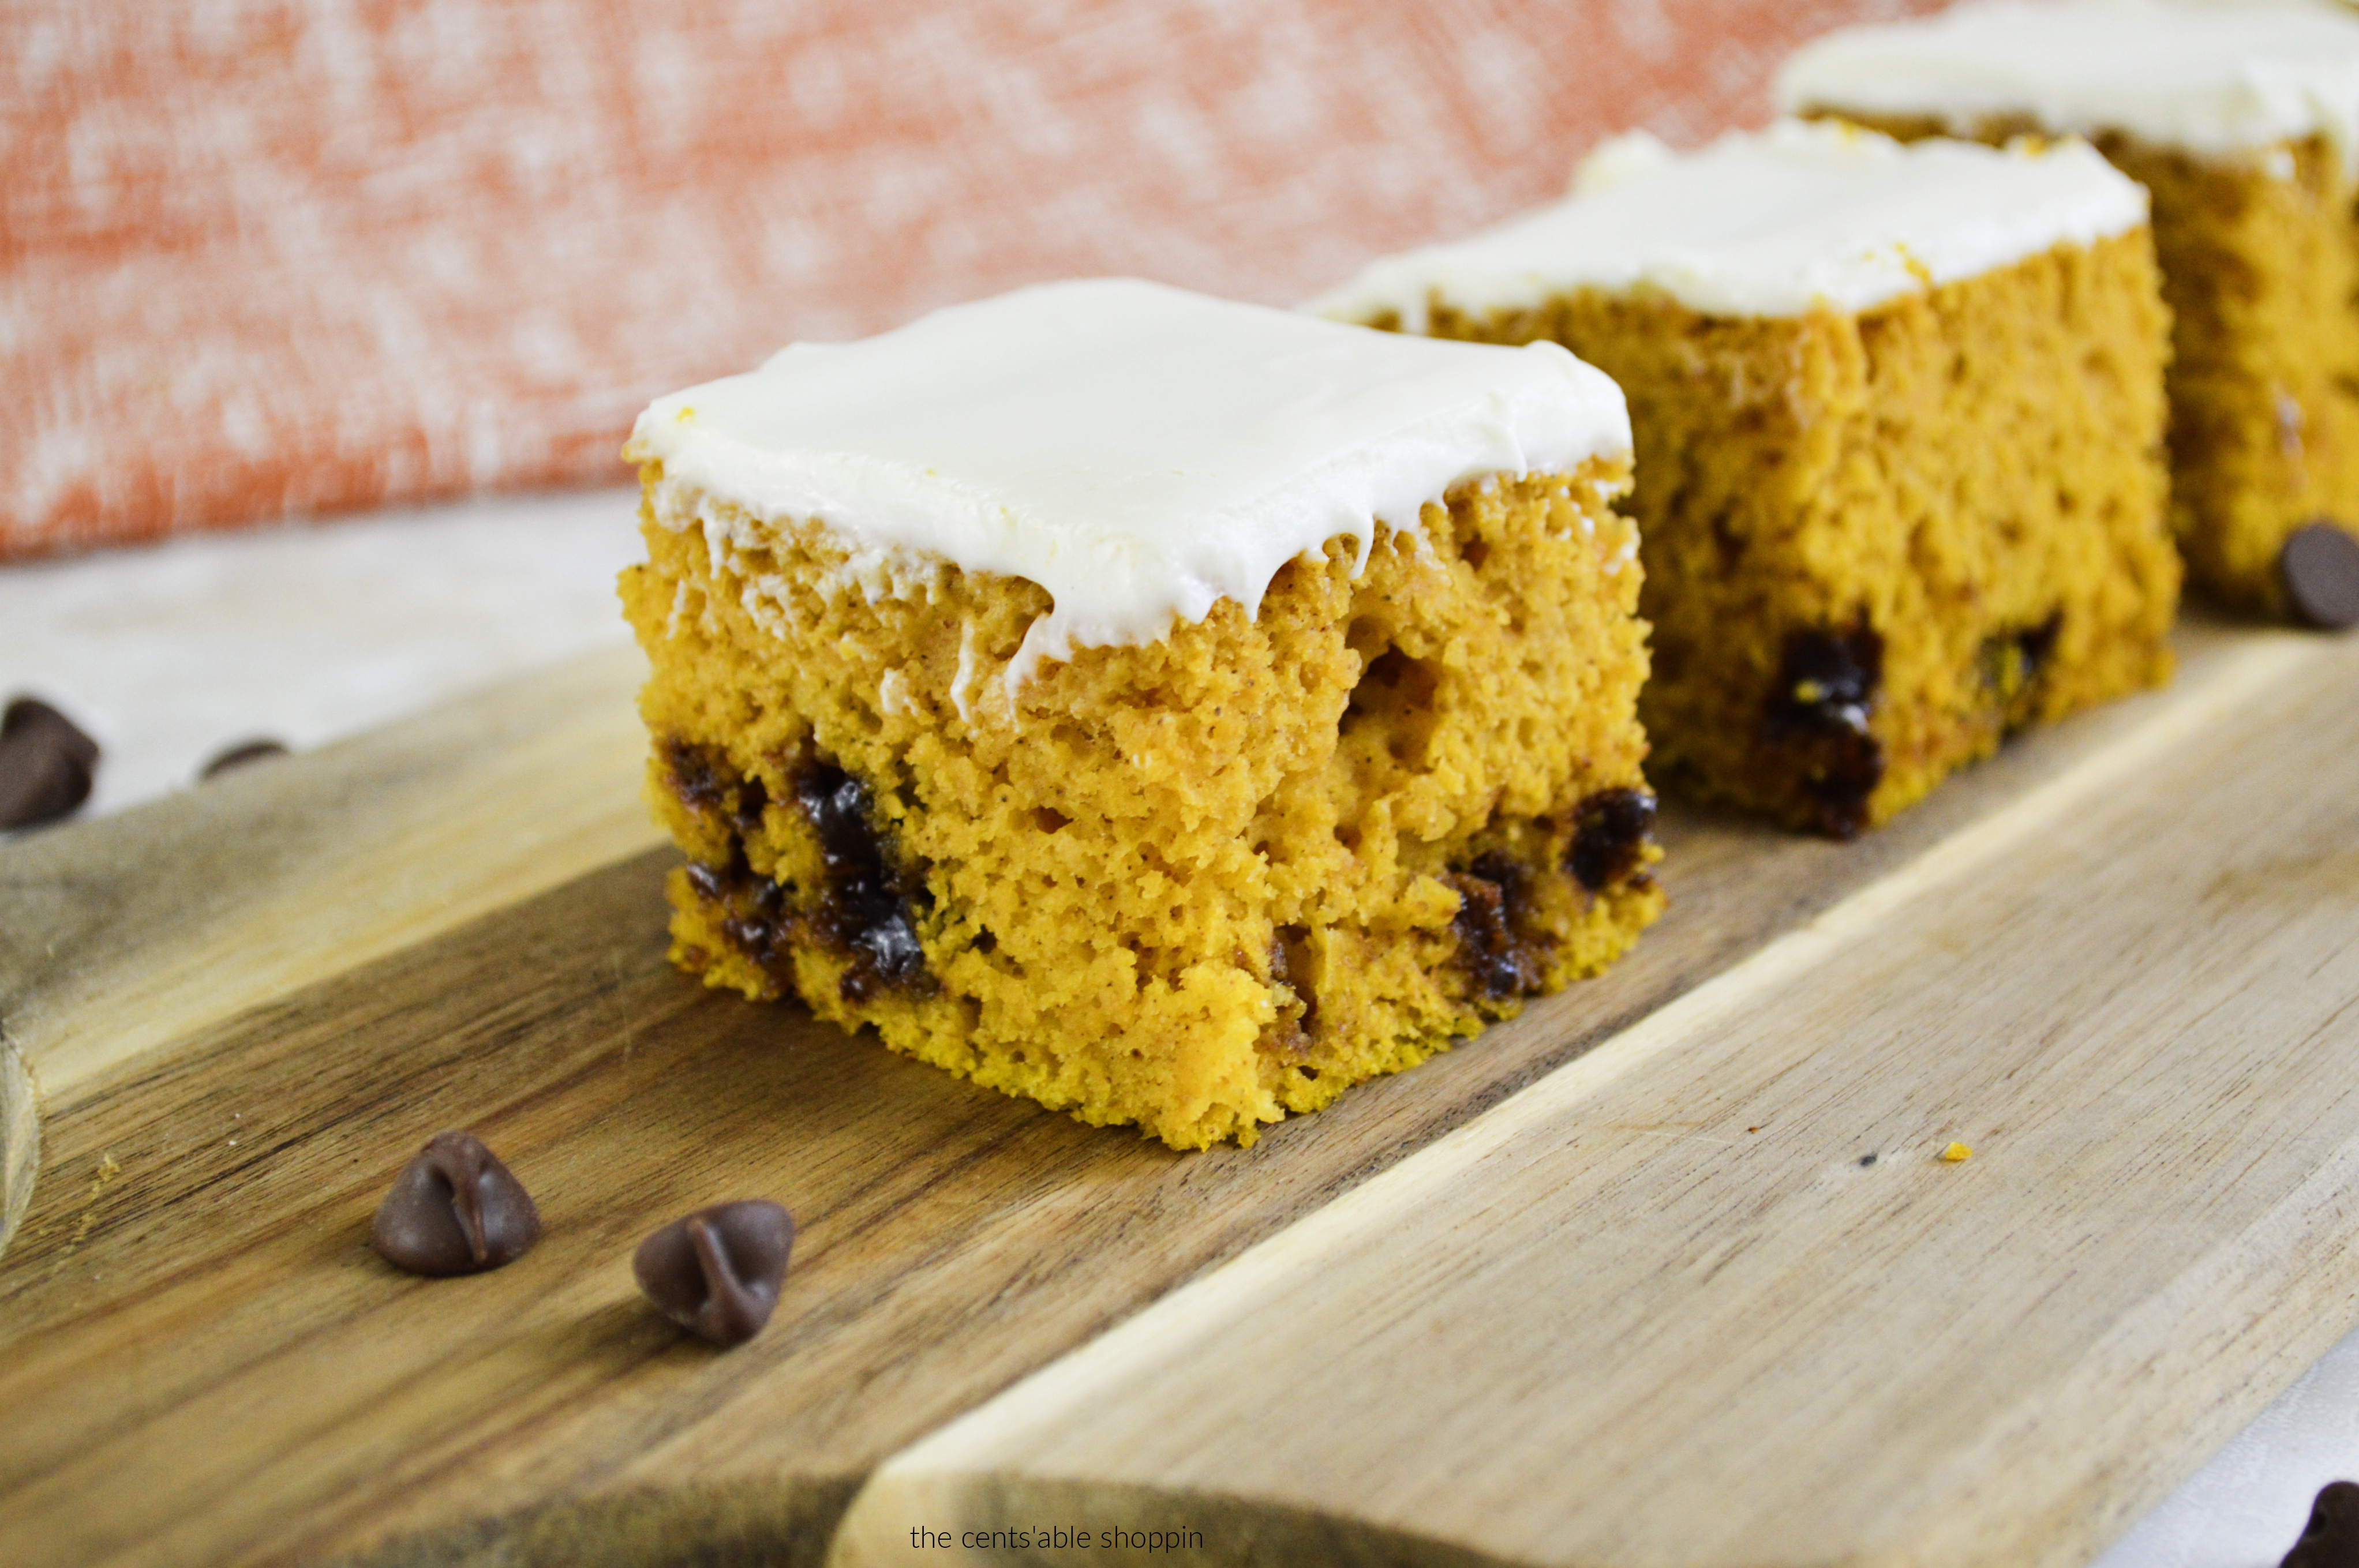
837,625 -> 2359,1568
0,620 -> 2351,1568
0,640 -> 659,1234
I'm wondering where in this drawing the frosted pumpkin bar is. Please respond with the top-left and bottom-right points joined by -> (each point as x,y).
619,279 -> 1662,1150
1315,122 -> 2178,836
1780,0 -> 2359,625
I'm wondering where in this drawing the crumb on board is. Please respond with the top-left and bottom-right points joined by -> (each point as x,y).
1941,1142 -> 1972,1163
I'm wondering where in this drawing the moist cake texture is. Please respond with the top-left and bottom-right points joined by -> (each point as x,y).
1778,0 -> 2359,621
1317,122 -> 2179,835
620,279 -> 1662,1149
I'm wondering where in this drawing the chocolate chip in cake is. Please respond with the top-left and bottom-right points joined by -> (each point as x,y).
796,762 -> 931,1000
0,696 -> 100,831
200,738 -> 290,780
1766,625 -> 1886,839
798,762 -> 878,876
667,738 -> 774,832
1448,851 -> 1544,1000
1776,627 -> 1879,724
686,855 -> 793,976
2281,1480 -> 2359,1568
2282,522 -> 2359,631
1569,787 -> 1657,892
721,875 -> 792,966
734,774 -> 770,834
2015,614 -> 2062,682
666,742 -> 930,999
633,1200 -> 794,1347
664,737 -> 731,816
372,1130 -> 542,1277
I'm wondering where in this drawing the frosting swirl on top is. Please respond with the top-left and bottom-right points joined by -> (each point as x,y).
628,279 -> 1630,683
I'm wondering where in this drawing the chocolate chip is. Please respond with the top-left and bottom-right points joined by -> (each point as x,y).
797,763 -> 878,879
2015,614 -> 2062,680
0,696 -> 100,831
371,1130 -> 542,1276
2282,522 -> 2359,631
633,1201 -> 795,1346
1858,1152 -> 1878,1168
1447,851 -> 1544,1000
669,744 -> 933,1000
795,762 -> 931,1000
664,738 -> 731,816
2282,1480 -> 2359,1568
1765,625 -> 1886,839
1569,787 -> 1657,891
663,738 -> 773,834
1776,627 -> 1880,721
200,738 -> 290,780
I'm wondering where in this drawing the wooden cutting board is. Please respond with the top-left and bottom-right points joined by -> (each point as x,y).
3,618 -> 2356,1568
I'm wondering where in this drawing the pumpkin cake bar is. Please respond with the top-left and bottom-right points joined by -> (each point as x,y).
620,279 -> 1662,1150
1316,121 -> 2178,836
1779,0 -> 2359,626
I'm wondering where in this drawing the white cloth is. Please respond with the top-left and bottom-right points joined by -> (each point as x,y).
0,487 -> 641,816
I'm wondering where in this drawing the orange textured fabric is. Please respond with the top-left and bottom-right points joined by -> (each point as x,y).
2,0 -> 1939,560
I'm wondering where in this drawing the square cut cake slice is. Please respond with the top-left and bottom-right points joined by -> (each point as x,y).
619,279 -> 1662,1150
1779,0 -> 2359,627
1316,121 -> 2179,836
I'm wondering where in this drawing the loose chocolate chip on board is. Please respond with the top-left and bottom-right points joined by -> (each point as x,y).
0,696 -> 100,831
2282,522 -> 2359,631
372,1130 -> 542,1276
2281,1480 -> 2359,1568
634,1201 -> 795,1347
200,738 -> 290,779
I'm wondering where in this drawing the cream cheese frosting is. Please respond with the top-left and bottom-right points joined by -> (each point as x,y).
1776,0 -> 2359,172
1309,120 -> 2147,329
626,278 -> 1631,685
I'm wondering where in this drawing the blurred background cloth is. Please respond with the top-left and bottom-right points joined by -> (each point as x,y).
4,0 -> 1941,562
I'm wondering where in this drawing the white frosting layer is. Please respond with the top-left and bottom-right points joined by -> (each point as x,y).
1310,120 -> 2147,328
1777,0 -> 2359,170
627,278 -> 1630,684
